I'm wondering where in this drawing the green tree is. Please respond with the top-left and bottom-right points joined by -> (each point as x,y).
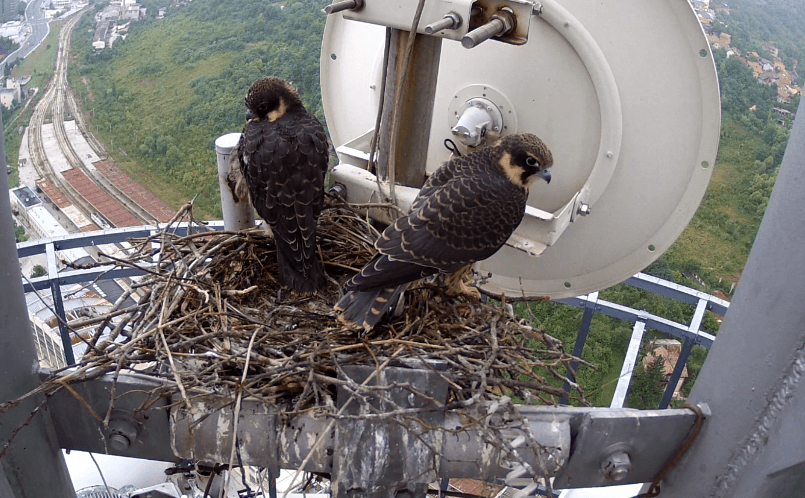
14,222 -> 28,243
626,355 -> 665,409
30,265 -> 46,278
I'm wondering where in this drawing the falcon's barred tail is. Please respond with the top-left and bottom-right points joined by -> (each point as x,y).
335,285 -> 405,331
275,238 -> 326,295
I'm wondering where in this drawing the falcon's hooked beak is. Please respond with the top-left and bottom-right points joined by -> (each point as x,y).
538,168 -> 552,184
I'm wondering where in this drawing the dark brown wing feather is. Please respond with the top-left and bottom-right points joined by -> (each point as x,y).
239,110 -> 329,293
409,159 -> 456,212
347,148 -> 527,292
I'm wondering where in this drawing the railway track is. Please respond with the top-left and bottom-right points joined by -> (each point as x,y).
28,15 -> 98,222
28,10 -> 155,227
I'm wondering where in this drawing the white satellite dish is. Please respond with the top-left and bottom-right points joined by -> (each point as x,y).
321,0 -> 719,299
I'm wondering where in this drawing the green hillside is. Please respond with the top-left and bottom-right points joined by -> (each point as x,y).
68,0 -> 327,217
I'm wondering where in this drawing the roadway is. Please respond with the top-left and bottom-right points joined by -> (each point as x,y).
3,0 -> 51,70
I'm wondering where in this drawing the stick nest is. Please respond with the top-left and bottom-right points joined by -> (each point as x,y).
50,202 -> 591,410
3,202 -> 592,484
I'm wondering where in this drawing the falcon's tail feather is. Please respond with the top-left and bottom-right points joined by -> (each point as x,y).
275,240 -> 326,295
335,285 -> 405,331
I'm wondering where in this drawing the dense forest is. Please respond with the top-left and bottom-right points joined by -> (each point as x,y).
59,0 -> 801,407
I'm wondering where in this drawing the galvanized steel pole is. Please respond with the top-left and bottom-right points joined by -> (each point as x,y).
0,110 -> 76,497
662,100 -> 805,497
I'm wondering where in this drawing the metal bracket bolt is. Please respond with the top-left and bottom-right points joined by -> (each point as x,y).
462,8 -> 516,48
322,0 -> 364,15
601,451 -> 632,481
577,203 -> 591,216
425,12 -> 462,35
108,417 -> 140,451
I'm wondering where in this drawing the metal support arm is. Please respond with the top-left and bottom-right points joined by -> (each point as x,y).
40,369 -> 706,496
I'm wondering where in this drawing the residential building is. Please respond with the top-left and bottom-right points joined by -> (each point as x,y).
5,75 -> 30,102
122,0 -> 143,20
777,87 -> 794,104
759,73 -> 777,86
92,21 -> 112,49
642,339 -> 689,401
0,19 -> 24,43
0,87 -> 15,108
777,73 -> 792,87
747,60 -> 763,78
774,107 -> 796,121
98,4 -> 120,21
0,0 -> 18,23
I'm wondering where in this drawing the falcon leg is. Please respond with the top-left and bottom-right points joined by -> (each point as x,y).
444,264 -> 481,300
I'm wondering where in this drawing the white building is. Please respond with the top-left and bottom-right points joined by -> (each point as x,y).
92,21 -> 111,49
5,75 -> 30,102
0,87 -> 15,108
0,19 -> 25,43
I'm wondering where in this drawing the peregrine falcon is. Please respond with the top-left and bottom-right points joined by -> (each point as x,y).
335,132 -> 553,330
236,77 -> 329,294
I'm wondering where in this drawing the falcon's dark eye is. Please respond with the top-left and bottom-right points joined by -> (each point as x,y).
525,156 -> 539,168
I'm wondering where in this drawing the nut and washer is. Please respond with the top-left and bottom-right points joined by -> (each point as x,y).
577,203 -> 592,216
108,416 -> 139,451
601,451 -> 632,481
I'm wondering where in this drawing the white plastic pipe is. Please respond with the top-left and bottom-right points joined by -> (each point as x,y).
215,133 -> 255,230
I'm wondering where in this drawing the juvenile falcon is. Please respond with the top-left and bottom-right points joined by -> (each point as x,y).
335,132 -> 553,330
237,77 -> 329,294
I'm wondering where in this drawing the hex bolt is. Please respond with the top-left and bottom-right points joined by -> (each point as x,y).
322,0 -> 363,15
424,12 -> 462,35
461,8 -> 516,49
601,451 -> 631,481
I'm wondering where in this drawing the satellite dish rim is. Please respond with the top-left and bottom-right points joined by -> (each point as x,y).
320,0 -> 721,299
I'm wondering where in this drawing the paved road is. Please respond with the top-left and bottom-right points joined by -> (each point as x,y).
2,0 -> 52,71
